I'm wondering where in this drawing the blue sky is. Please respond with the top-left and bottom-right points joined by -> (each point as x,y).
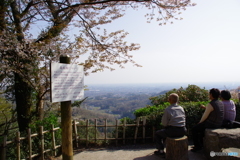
83,0 -> 240,85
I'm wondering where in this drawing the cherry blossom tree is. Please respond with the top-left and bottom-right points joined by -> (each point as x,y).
0,0 -> 195,131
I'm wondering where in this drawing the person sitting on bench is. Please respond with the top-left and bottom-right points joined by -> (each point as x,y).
220,90 -> 236,128
191,88 -> 224,152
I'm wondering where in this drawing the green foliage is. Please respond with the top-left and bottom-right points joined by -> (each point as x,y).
29,113 -> 61,158
149,84 -> 209,105
0,97 -> 13,124
77,120 -> 107,146
30,113 -> 60,131
117,117 -> 136,143
181,101 -> 207,136
0,96 -> 16,136
77,120 -> 97,139
72,97 -> 88,108
0,97 -> 17,159
132,100 -> 209,139
134,103 -> 169,118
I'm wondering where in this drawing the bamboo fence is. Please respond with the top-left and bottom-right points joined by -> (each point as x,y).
0,117 -> 155,160
73,117 -> 155,147
0,125 -> 61,160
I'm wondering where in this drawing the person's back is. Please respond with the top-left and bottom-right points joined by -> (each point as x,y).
221,90 -> 236,122
164,105 -> 185,127
155,93 -> 186,156
191,88 -> 223,152
222,100 -> 236,121
205,99 -> 224,128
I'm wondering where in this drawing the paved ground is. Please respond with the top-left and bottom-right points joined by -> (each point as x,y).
56,143 -> 207,160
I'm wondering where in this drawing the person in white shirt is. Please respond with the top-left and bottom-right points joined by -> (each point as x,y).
154,93 -> 187,156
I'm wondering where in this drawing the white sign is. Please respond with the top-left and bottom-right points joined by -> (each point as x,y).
50,63 -> 84,103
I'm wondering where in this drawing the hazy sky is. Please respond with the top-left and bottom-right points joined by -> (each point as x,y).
83,0 -> 240,85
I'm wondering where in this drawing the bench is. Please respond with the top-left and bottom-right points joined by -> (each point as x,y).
204,128 -> 240,160
166,136 -> 188,160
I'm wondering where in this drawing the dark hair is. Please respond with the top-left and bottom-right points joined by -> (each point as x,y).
220,90 -> 231,100
209,88 -> 220,99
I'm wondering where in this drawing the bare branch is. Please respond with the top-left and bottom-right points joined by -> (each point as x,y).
20,0 -> 34,18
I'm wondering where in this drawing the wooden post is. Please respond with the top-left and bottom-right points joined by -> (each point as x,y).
60,55 -> 73,160
166,136 -> 188,160
0,135 -> 7,160
142,117 -> 146,143
95,119 -> 97,145
104,119 -> 107,144
86,119 -> 89,147
27,128 -> 32,160
123,118 -> 126,145
39,126 -> 44,160
115,119 -> 118,146
16,131 -> 20,160
73,121 -> 78,148
51,124 -> 56,156
134,117 -> 140,144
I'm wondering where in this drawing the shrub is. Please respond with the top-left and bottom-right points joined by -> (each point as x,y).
29,113 -> 61,158
132,101 -> 208,139
149,84 -> 209,105
133,103 -> 169,118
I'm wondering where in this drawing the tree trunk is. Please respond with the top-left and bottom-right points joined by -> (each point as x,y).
0,0 -> 6,31
37,98 -> 44,121
14,73 -> 33,132
36,86 -> 44,121
166,136 -> 189,160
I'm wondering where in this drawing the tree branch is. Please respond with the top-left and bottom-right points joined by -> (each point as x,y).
36,6 -> 79,43
10,0 -> 25,41
20,0 -> 34,18
45,0 -> 58,19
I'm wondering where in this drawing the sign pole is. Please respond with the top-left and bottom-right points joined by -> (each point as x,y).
60,55 -> 73,160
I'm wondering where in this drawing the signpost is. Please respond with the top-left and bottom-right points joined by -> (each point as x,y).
50,55 -> 84,160
50,62 -> 84,103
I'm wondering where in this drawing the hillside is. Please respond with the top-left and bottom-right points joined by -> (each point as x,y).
73,93 -> 153,120
72,83 -> 240,120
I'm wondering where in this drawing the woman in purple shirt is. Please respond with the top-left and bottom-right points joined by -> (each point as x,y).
221,90 -> 236,128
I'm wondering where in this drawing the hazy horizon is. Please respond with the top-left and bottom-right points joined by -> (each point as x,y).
85,81 -> 240,91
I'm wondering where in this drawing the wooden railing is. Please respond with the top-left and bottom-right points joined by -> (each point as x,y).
0,125 -> 61,160
0,117 -> 155,160
73,117 -> 155,147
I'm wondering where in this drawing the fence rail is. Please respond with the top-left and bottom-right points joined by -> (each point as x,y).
0,125 -> 61,160
0,117 -> 154,160
73,117 -> 155,147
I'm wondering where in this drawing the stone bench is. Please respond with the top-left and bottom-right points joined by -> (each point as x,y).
204,128 -> 240,160
166,136 -> 188,160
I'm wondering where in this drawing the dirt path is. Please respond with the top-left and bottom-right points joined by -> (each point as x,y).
56,143 -> 207,160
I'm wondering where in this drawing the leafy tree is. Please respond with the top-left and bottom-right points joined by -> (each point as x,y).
0,0 -> 195,131
133,85 -> 209,138
149,84 -> 209,105
0,96 -> 17,135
